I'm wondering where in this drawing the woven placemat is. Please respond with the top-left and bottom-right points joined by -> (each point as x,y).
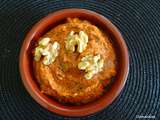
0,0 -> 160,120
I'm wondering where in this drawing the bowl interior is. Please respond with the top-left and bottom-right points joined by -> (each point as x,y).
20,9 -> 129,117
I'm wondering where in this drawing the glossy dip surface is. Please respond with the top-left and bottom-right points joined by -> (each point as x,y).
33,18 -> 117,105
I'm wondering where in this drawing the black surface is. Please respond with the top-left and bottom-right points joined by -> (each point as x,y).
0,0 -> 160,120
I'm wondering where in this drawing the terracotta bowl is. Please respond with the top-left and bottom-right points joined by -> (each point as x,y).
19,8 -> 129,117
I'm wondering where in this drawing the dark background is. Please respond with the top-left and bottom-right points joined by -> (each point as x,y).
0,0 -> 160,120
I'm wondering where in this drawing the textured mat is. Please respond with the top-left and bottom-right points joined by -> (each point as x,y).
0,0 -> 160,120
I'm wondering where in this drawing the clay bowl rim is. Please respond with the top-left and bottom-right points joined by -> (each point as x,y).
19,8 -> 129,117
